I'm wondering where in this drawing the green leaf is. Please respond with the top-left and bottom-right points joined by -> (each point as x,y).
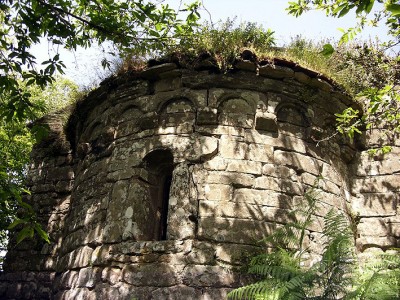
365,0 -> 375,14
338,6 -> 351,18
386,4 -> 400,16
320,43 -> 335,57
34,223 -> 50,243
16,226 -> 34,244
7,218 -> 26,230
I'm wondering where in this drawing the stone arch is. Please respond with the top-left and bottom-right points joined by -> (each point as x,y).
218,97 -> 255,128
142,148 -> 174,240
82,121 -> 103,142
158,98 -> 196,128
276,102 -> 310,137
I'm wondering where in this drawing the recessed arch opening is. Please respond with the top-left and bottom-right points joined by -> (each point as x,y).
142,149 -> 174,240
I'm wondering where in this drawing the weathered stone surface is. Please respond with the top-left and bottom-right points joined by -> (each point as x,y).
141,63 -> 177,79
122,263 -> 178,286
352,193 -> 398,217
274,150 -> 322,176
198,183 -> 233,201
259,64 -> 294,79
232,189 -> 292,207
247,143 -> 274,162
234,60 -> 257,72
2,64 -> 398,300
255,111 -> 278,132
182,265 -> 240,287
226,159 -> 262,175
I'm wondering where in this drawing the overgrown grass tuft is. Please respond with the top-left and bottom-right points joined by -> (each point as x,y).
114,19 -> 398,99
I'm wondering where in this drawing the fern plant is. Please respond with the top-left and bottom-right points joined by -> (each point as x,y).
228,182 -> 356,300
346,251 -> 400,300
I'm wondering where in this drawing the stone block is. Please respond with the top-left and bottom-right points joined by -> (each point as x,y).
101,267 -> 122,285
259,64 -> 294,79
185,241 -> 216,265
355,152 -> 400,176
211,201 -> 293,223
219,113 -> 254,128
151,285 -> 202,299
254,176 -> 280,191
321,163 -> 343,185
58,270 -> 79,288
182,265 -> 240,287
141,63 -> 177,79
232,189 -> 292,208
262,164 -> 297,180
280,179 -> 303,195
356,236 -> 398,251
309,77 -> 332,92
77,267 -> 101,288
46,166 -> 74,181
352,193 -> 398,217
203,157 -> 227,171
154,77 -> 182,93
196,125 -> 246,137
247,143 -> 274,162
199,184 -> 233,201
205,171 -> 255,187
226,159 -> 262,175
215,244 -> 261,265
122,263 -> 178,286
186,136 -> 219,162
139,112 -> 158,130
220,136 -> 247,159
352,174 -> 400,193
60,246 -> 94,270
357,218 -> 390,237
197,107 -> 218,125
274,150 -> 322,176
234,60 -> 257,72
198,217 -> 276,244
255,111 -> 278,132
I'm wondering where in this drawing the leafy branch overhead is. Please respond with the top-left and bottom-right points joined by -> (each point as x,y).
0,0 -> 201,246
287,0 -> 400,149
0,0 -> 202,121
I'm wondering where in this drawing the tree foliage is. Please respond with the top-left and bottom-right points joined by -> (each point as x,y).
0,0 -> 201,122
286,0 -> 400,150
0,78 -> 78,268
0,0 -> 201,246
287,0 -> 399,46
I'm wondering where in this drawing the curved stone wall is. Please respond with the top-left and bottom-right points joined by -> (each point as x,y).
0,60 -> 398,299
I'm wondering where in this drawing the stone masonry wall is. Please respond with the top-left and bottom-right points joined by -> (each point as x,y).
0,58 -> 398,299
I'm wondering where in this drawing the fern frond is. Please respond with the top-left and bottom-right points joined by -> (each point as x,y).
227,280 -> 280,300
319,209 -> 355,299
346,250 -> 400,300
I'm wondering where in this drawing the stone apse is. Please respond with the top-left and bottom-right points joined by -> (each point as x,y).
0,57 -> 398,299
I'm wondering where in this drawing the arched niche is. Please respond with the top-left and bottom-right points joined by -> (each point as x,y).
142,149 -> 174,240
276,103 -> 310,137
218,98 -> 254,128
158,98 -> 196,128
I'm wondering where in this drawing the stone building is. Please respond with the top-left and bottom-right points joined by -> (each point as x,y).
0,56 -> 398,299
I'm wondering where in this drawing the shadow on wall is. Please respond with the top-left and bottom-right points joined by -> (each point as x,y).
349,137 -> 400,251
4,67 -> 396,299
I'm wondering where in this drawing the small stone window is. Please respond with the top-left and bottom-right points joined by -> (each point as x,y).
142,149 -> 174,240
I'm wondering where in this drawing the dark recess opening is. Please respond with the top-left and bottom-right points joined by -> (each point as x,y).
142,149 -> 174,240
160,174 -> 172,240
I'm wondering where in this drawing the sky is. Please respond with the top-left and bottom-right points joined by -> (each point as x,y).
31,0 -> 391,88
